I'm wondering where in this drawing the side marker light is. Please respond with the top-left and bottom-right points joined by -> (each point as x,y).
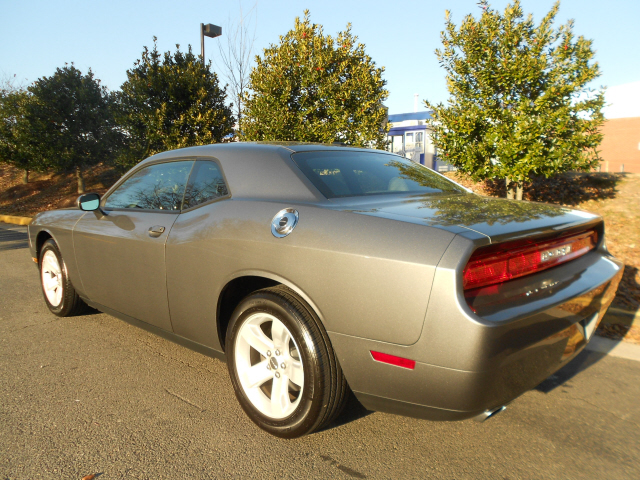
370,351 -> 416,370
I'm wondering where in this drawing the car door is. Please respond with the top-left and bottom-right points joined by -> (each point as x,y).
73,159 -> 194,331
164,159 -> 232,347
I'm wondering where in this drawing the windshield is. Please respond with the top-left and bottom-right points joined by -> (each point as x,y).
291,150 -> 466,199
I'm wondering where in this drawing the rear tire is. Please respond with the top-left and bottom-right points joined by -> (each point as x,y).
226,286 -> 348,438
39,239 -> 88,317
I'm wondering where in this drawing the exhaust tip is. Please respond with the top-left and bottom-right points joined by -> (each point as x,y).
473,405 -> 506,423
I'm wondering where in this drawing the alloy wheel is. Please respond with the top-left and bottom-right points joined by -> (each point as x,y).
41,250 -> 63,307
234,312 -> 305,419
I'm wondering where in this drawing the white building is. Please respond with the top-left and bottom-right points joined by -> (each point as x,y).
385,111 -> 455,172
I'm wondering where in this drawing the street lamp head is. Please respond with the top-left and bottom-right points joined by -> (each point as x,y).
203,23 -> 222,38
200,23 -> 222,64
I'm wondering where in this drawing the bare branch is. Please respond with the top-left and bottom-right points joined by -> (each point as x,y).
0,72 -> 27,94
215,1 -> 258,128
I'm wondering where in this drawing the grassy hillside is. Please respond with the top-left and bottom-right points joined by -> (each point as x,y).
0,163 -> 120,216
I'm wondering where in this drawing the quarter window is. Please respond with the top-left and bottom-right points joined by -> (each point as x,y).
182,161 -> 229,209
104,161 -> 193,211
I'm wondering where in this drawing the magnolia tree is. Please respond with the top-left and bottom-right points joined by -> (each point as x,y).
0,86 -> 38,183
117,39 -> 235,170
241,11 -> 389,148
26,65 -> 118,193
426,0 -> 605,199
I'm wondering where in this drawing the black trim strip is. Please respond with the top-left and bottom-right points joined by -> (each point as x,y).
82,298 -> 226,362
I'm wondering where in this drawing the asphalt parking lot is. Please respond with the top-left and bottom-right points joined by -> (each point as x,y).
1,223 -> 639,480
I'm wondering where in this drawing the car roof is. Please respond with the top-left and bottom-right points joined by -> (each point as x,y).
132,142 -> 387,203
139,141 -> 372,161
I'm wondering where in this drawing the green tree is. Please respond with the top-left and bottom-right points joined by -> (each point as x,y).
117,39 -> 234,171
0,87 -> 40,183
241,11 -> 389,148
26,65 -> 119,193
426,1 -> 605,199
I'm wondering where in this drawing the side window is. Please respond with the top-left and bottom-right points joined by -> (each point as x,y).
104,161 -> 193,211
182,161 -> 229,209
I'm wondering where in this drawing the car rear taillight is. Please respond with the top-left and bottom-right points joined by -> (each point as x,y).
463,230 -> 597,290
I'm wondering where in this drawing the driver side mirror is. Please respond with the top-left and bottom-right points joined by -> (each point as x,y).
78,193 -> 101,211
77,193 -> 105,218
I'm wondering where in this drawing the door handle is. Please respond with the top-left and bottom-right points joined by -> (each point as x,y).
148,225 -> 166,238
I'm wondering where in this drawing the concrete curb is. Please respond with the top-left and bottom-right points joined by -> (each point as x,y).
0,214 -> 32,225
586,335 -> 640,362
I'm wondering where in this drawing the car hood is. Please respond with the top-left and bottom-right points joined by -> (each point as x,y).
332,193 -> 601,243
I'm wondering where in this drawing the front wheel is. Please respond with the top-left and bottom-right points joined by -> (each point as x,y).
226,286 -> 348,438
39,239 -> 88,317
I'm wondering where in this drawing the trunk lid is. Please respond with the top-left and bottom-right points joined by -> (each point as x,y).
332,193 -> 601,243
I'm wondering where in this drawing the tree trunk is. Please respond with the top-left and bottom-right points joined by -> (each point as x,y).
22,169 -> 29,184
516,183 -> 523,200
76,166 -> 85,194
505,177 -> 515,199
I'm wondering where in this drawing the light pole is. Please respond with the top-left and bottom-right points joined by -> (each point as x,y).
201,23 -> 222,64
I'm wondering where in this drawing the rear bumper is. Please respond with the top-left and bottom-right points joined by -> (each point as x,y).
330,253 -> 623,420
344,317 -> 594,421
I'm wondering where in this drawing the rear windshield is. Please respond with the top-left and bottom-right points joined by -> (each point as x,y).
291,150 -> 466,199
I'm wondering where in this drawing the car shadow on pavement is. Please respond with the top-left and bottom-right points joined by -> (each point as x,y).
535,349 -> 607,393
323,391 -> 373,432
77,305 -> 102,316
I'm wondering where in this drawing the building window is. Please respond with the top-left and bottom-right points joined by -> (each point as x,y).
415,132 -> 423,150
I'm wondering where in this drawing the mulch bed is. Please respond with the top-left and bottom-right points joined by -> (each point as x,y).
597,324 -> 640,345
444,171 -> 624,205
0,163 -> 119,217
484,173 -> 622,205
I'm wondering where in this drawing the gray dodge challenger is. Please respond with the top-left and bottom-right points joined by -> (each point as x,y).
28,142 -> 623,438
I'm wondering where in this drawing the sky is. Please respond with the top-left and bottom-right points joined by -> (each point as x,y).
1,0 -> 639,117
